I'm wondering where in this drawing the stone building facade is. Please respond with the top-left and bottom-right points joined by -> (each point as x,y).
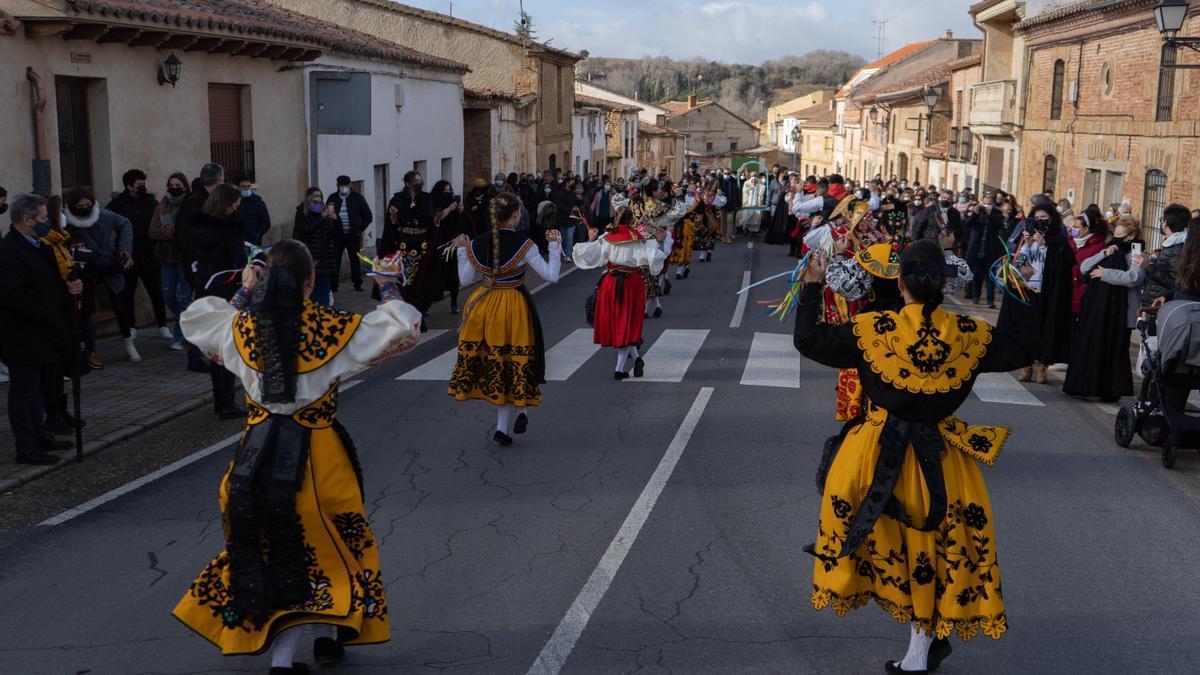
1014,0 -> 1200,246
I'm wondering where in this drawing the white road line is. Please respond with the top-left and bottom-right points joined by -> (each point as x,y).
416,328 -> 449,345
972,372 -> 1045,406
740,332 -> 800,388
747,241 -> 754,249
640,329 -> 709,382
729,270 -> 752,328
37,379 -> 368,528
531,265 -> 579,294
528,387 -> 714,675
396,348 -> 459,381
545,329 -> 602,381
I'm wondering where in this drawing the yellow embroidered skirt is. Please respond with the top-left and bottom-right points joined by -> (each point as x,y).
173,427 -> 389,655
810,405 -> 1008,642
668,219 -> 695,266
449,286 -> 542,407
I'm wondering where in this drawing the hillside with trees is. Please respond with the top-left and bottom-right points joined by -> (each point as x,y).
577,51 -> 867,122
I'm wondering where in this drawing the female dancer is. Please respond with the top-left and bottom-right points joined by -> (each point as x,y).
794,240 -> 1035,672
667,184 -> 696,280
573,205 -> 670,379
691,180 -> 724,263
174,240 -> 421,673
448,192 -> 561,446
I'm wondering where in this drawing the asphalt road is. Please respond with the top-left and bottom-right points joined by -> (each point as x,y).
3,238 -> 1200,674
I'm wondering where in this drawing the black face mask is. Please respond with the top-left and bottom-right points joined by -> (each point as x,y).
940,200 -> 951,208
134,185 -> 148,197
71,205 -> 93,217
167,187 -> 186,198
0,204 -> 7,216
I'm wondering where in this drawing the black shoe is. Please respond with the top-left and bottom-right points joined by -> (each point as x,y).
675,273 -> 682,280
884,661 -> 926,674
987,303 -> 996,309
644,312 -> 650,319
187,360 -> 210,374
493,430 -> 513,446
513,413 -> 529,435
38,437 -> 73,452
928,638 -> 952,671
217,406 -> 246,421
420,320 -> 429,334
614,371 -> 629,381
451,306 -> 460,315
46,416 -> 73,436
354,283 -> 364,292
633,358 -> 645,378
60,407 -> 85,429
269,664 -> 310,675
16,451 -> 59,465
663,280 -> 673,295
313,636 -> 345,666
653,307 -> 662,318
1099,395 -> 1120,403
682,267 -> 691,279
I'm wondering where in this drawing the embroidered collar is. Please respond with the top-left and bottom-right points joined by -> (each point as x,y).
852,304 -> 992,394
855,243 -> 901,279
234,301 -> 362,374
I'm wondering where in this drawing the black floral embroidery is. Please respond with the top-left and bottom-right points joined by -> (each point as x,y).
906,317 -> 952,374
449,340 -> 541,403
873,314 -> 897,335
831,496 -> 853,519
962,503 -> 988,530
334,512 -> 375,561
968,434 -> 993,455
912,552 -> 935,585
350,569 -> 388,620
235,303 -> 360,374
956,315 -> 978,333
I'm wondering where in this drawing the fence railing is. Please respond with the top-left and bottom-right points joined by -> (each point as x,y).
210,139 -> 255,177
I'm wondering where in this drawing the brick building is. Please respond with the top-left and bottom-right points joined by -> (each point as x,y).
1014,0 -> 1200,247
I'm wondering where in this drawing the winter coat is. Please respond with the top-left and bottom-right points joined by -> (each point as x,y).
1069,234 -> 1107,315
293,207 -> 342,276
1141,232 -> 1185,304
964,210 -> 1005,263
1081,245 -> 1146,329
189,212 -> 245,300
66,204 -> 132,294
0,229 -> 73,366
551,189 -> 579,230
148,195 -> 187,265
236,193 -> 272,245
105,190 -> 159,261
326,190 -> 373,238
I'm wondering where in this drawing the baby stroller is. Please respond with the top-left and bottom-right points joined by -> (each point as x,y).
1114,301 -> 1200,468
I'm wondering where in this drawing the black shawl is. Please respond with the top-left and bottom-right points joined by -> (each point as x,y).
999,227 -> 1075,364
763,191 -> 793,246
1062,249 -> 1134,398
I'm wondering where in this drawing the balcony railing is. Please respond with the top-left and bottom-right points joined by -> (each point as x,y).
968,79 -> 1018,131
211,140 -> 256,178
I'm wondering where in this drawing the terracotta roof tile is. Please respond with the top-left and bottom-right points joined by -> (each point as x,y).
638,120 -> 684,136
663,99 -> 714,116
835,39 -> 938,97
63,0 -> 468,72
575,93 -> 639,113
798,106 -> 837,127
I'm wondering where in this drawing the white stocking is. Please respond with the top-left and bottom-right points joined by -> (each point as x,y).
628,345 -> 640,359
645,299 -> 654,314
899,623 -> 933,671
496,404 -> 515,435
653,297 -> 662,309
270,625 -> 304,668
313,624 -> 336,641
615,348 -> 629,373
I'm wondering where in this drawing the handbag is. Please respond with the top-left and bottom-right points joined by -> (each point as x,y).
584,274 -> 603,325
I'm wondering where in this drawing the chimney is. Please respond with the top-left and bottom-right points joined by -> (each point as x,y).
687,94 -> 697,109
944,30 -> 953,39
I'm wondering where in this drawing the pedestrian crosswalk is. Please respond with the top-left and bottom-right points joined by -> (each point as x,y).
395,328 -> 1045,405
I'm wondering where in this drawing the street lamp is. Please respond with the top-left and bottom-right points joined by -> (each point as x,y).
1155,0 -> 1200,63
923,86 -> 940,111
157,52 -> 182,87
868,106 -> 879,123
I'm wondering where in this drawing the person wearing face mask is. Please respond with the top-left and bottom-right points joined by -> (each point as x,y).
1137,204 -> 1191,308
1064,215 -> 1146,401
292,188 -> 342,306
65,187 -> 138,365
431,180 -> 468,314
551,178 -> 581,259
192,184 -> 254,419
0,186 -> 7,218
234,172 -> 271,247
1068,209 -> 1109,331
590,175 -> 615,231
327,175 -> 373,293
148,172 -> 207,371
107,169 -> 172,344
0,193 -> 84,465
382,171 -> 440,331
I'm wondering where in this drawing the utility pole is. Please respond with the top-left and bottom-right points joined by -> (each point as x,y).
872,18 -> 891,59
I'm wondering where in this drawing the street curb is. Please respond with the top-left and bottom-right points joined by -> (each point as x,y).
0,392 -> 214,493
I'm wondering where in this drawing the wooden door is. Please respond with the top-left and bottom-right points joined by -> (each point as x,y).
56,77 -> 93,194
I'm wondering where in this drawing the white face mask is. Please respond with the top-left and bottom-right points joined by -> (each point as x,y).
604,184 -> 611,192
1105,210 -> 1114,218
339,186 -> 351,196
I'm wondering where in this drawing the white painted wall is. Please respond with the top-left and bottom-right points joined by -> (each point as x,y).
576,81 -> 664,125
572,109 -> 606,177
304,53 -> 464,245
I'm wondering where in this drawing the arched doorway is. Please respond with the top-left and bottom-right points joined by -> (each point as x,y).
548,153 -> 557,172
897,153 -> 909,181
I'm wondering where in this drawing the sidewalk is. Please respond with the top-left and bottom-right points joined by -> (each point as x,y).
0,286 -> 390,492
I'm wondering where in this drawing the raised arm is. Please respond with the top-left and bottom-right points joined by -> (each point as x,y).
525,240 -> 562,282
977,300 -> 1037,373
793,282 -> 858,369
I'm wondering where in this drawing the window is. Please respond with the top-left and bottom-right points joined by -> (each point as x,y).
950,127 -> 960,160
413,160 -> 427,178
705,141 -> 713,152
1143,170 -> 1168,248
1100,60 -> 1114,99
208,83 -> 254,177
1157,43 -> 1177,122
963,131 -> 973,161
1083,168 -> 1101,208
1042,155 -> 1057,196
1103,171 -> 1124,206
730,140 -> 738,151
441,157 -> 452,182
556,66 -> 564,124
1050,59 -> 1065,120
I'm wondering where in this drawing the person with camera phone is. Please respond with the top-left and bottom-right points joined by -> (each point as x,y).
64,187 -> 138,366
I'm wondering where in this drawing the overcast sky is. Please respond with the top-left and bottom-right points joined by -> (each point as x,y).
402,0 -> 982,63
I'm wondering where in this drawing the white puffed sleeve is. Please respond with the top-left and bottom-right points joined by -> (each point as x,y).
653,200 -> 689,229
524,241 -> 562,282
572,238 -> 608,270
641,240 -> 667,276
458,247 -> 479,286
336,300 -> 423,374
180,296 -> 240,366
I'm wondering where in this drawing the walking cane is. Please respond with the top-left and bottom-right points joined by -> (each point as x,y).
70,272 -> 84,463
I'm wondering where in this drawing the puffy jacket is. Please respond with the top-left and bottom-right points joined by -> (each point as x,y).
1142,233 -> 1185,304
237,193 -> 272,245
293,207 -> 341,276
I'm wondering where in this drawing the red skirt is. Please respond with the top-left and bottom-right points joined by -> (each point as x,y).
593,271 -> 646,348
